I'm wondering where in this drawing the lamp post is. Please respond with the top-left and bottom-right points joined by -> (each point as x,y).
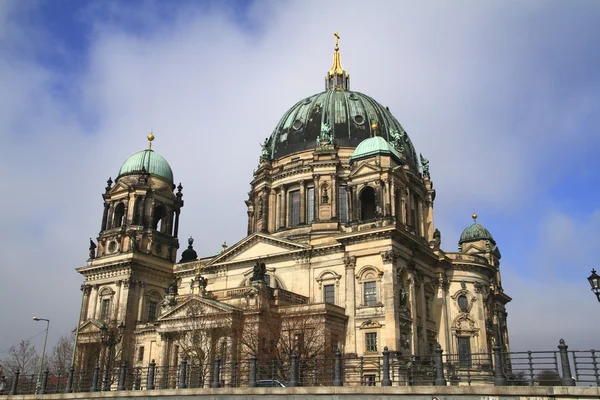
587,269 -> 600,302
33,317 -> 50,393
100,322 -> 125,391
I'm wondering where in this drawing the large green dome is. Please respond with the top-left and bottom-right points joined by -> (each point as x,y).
350,136 -> 402,163
459,218 -> 495,245
117,148 -> 173,182
264,90 -> 419,171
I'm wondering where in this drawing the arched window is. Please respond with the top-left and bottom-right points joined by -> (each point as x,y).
359,186 -> 377,221
153,205 -> 167,233
113,203 -> 125,228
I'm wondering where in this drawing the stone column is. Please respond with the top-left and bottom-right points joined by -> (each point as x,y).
313,174 -> 320,221
89,284 -> 99,319
390,181 -> 396,219
381,251 -> 397,348
400,188 -> 407,224
107,203 -> 115,230
160,334 -> 171,367
281,186 -> 287,228
299,181 -> 306,225
407,271 -> 418,354
173,209 -> 180,238
346,186 -> 352,223
122,197 -> 129,227
352,186 -> 359,221
81,284 -> 92,321
269,188 -> 277,232
114,280 -> 122,321
101,204 -> 109,231
384,180 -> 391,217
136,281 -> 145,322
330,174 -> 337,219
261,188 -> 270,232
344,256 -> 357,354
418,199 -> 425,237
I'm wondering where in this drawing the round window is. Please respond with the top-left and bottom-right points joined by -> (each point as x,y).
108,241 -> 117,253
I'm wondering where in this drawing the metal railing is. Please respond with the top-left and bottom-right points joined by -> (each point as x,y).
1,339 -> 597,395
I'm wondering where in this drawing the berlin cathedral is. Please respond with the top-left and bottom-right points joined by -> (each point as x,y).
74,35 -> 511,376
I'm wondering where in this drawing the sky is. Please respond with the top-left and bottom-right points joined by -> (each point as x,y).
1,0 -> 599,360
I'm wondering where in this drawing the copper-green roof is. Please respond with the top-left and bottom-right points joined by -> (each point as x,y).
459,222 -> 495,244
117,149 -> 173,182
349,136 -> 402,163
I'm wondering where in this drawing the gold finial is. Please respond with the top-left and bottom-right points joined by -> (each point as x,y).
147,130 -> 155,149
472,213 -> 478,223
371,122 -> 378,136
328,31 -> 345,78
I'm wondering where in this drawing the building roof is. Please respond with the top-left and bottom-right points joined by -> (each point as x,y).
459,215 -> 496,245
350,136 -> 402,164
117,148 -> 173,182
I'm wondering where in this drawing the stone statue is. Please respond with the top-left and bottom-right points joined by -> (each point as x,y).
251,260 -> 267,282
260,138 -> 271,161
420,154 -> 430,177
89,238 -> 97,259
399,287 -> 408,307
316,122 -> 333,146
389,129 -> 405,153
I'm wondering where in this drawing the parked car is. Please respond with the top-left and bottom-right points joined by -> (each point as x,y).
255,379 -> 287,387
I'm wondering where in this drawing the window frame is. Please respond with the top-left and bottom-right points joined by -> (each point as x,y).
324,284 -> 335,304
289,190 -> 300,227
100,298 -> 111,321
363,281 -> 377,306
365,332 -> 378,353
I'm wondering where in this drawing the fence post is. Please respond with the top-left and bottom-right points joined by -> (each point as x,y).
289,351 -> 298,387
493,345 -> 506,386
147,359 -> 156,390
381,347 -> 392,386
9,369 -> 19,395
211,356 -> 221,388
118,361 -> 127,390
434,344 -> 447,386
558,339 -> 576,386
248,355 -> 257,387
90,362 -> 100,392
333,349 -> 343,386
39,367 -> 49,394
65,365 -> 75,393
178,357 -> 188,389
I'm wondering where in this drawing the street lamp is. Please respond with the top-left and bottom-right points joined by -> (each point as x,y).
588,269 -> 600,302
100,321 -> 125,391
33,317 -> 50,393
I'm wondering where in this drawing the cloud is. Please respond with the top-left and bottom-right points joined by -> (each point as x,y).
1,0 -> 599,356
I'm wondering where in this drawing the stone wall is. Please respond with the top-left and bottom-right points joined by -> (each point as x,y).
4,386 -> 599,400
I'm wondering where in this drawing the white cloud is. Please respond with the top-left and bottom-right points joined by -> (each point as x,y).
1,0 -> 599,356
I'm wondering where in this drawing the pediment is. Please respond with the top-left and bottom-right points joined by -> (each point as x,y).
109,181 -> 130,196
349,162 -> 381,178
77,319 -> 103,335
158,296 -> 240,321
208,233 -> 308,265
461,243 -> 486,254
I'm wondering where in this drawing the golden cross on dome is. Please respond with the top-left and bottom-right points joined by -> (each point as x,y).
334,32 -> 340,51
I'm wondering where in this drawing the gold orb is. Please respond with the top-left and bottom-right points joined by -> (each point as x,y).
371,122 -> 378,131
147,132 -> 155,142
472,213 -> 478,221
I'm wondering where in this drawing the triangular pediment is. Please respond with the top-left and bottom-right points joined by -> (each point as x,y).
208,233 -> 308,265
158,296 -> 240,321
77,319 -> 103,335
349,162 -> 381,178
461,243 -> 486,254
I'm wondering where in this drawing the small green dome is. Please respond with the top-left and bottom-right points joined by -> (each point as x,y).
118,149 -> 173,182
459,217 -> 495,244
350,136 -> 402,163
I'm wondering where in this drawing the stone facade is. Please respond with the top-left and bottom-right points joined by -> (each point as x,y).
73,40 -> 511,379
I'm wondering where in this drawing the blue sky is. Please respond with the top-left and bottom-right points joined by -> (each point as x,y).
1,0 -> 599,359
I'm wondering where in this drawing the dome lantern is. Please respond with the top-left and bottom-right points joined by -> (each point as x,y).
459,214 -> 496,245
325,32 -> 350,91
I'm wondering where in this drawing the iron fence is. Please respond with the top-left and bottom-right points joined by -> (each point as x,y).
1,339 -> 598,395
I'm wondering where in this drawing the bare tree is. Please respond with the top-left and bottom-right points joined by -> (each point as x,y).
3,340 -> 40,376
170,299 -> 236,387
48,335 -> 75,374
